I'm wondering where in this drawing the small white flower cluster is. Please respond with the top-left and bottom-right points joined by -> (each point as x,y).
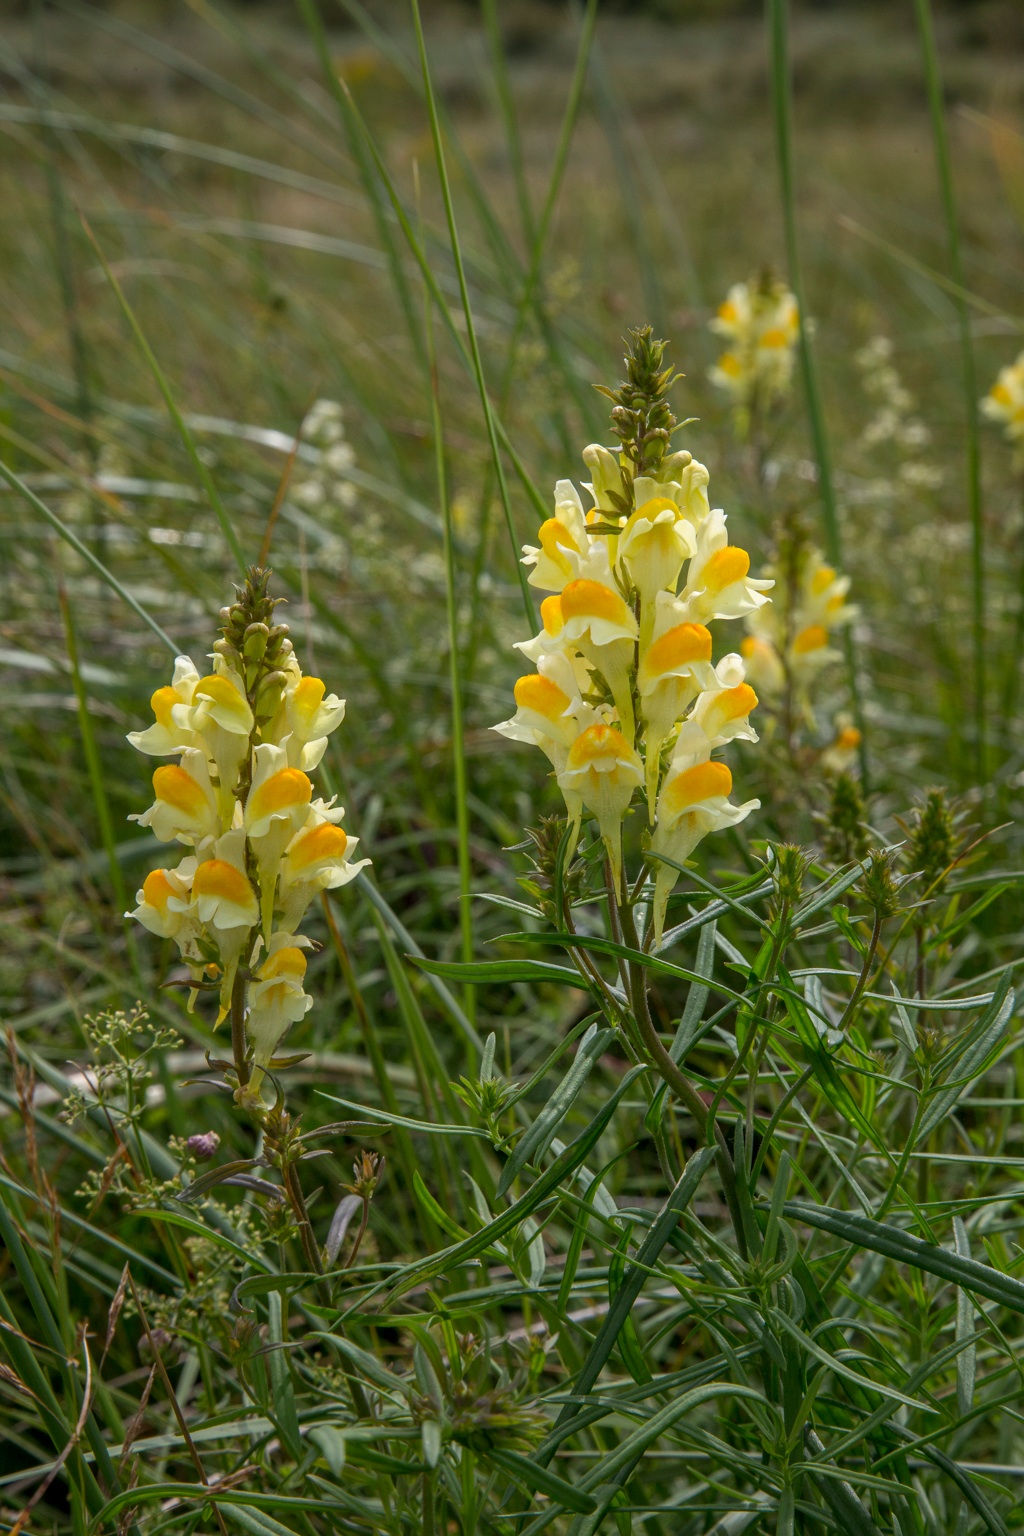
495,439 -> 769,940
291,399 -> 358,516
855,337 -> 942,491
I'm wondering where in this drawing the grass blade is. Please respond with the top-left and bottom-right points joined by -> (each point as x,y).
766,0 -> 868,782
78,214 -> 245,570
912,0 -> 986,776
409,0 -> 534,625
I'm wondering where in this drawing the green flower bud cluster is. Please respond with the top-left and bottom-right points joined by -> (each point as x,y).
215,565 -> 296,729
595,325 -> 680,503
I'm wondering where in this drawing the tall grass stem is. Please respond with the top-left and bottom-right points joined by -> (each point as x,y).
912,0 -> 986,779
77,213 -> 245,571
410,0 -> 535,627
424,269 -> 475,1022
767,0 -> 869,783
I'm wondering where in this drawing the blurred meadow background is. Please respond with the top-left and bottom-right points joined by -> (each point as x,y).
4,0 -> 1024,1531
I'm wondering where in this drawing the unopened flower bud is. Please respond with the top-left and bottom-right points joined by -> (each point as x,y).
185,1130 -> 220,1162
772,843 -> 807,908
243,622 -> 270,662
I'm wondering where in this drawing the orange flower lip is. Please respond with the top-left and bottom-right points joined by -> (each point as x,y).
514,674 -> 570,719
537,518 -> 580,559
142,869 -> 177,909
792,624 -> 828,655
561,579 -> 632,627
630,496 -> 680,524
642,623 -> 713,677
259,946 -> 307,981
567,722 -> 632,768
541,595 -> 564,636
249,767 -> 312,821
291,676 -> 326,726
663,760 -> 732,815
192,859 -> 254,906
710,683 -> 758,723
150,686 -> 180,729
153,764 -> 208,817
288,823 -> 348,873
195,674 -> 243,706
700,546 -> 750,591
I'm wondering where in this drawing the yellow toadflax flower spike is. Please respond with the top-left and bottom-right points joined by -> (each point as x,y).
126,567 -> 368,1106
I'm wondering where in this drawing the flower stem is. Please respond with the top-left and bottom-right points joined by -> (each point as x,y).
230,964 -> 250,1089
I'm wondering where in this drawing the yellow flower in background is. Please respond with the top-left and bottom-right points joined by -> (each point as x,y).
709,274 -> 800,432
820,716 -> 863,776
127,568 -> 366,1104
982,351 -> 1024,453
742,543 -> 855,716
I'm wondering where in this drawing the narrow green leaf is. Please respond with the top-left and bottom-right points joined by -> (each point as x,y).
792,860 -> 871,927
556,1149 -> 624,1315
783,1202 -> 1024,1314
410,954 -> 590,988
546,1145 -> 716,1451
783,968 -> 883,1151
917,974 -> 1015,1142
318,1094 -> 489,1139
412,1172 -> 474,1245
81,216 -> 245,569
953,1216 -> 977,1419
884,1425 -> 1011,1536
497,1024 -> 615,1196
767,0 -> 868,776
498,931 -> 746,1001
309,1426 -> 346,1478
225,1506 -> 302,1536
490,1449 -> 597,1515
266,1290 -> 303,1462
607,1224 -> 651,1386
770,1309 -> 935,1413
